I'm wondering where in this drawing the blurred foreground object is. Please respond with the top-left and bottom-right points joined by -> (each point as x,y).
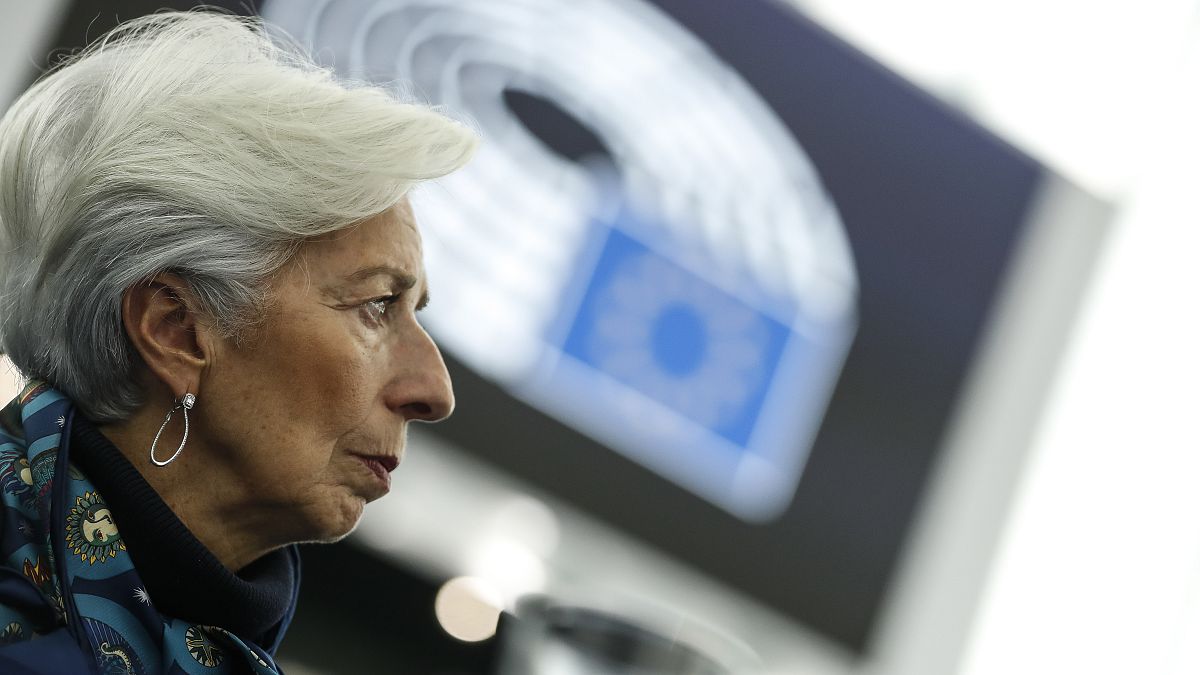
498,595 -> 758,675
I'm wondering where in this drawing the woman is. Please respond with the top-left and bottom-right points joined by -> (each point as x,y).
0,10 -> 476,673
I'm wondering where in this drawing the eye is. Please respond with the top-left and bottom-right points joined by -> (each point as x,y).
360,294 -> 400,326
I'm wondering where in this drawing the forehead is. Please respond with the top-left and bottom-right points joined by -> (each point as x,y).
299,200 -> 424,279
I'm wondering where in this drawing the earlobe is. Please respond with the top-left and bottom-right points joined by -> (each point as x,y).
121,273 -> 210,400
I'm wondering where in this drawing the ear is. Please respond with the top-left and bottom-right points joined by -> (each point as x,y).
121,272 -> 214,401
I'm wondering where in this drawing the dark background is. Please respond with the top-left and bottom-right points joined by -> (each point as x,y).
36,0 -> 1042,667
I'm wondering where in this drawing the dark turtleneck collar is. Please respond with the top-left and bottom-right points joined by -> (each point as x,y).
67,413 -> 299,645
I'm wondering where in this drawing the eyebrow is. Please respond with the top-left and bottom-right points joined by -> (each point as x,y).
340,265 -> 430,310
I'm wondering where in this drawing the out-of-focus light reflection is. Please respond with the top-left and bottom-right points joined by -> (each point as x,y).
434,576 -> 504,643
465,536 -> 547,606
487,496 -> 561,558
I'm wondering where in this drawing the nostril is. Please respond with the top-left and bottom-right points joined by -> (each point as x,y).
408,401 -> 433,419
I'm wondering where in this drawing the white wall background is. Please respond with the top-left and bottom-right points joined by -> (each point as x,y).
787,1 -> 1200,672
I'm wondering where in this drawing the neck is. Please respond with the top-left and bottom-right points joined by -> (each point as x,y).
99,403 -> 288,573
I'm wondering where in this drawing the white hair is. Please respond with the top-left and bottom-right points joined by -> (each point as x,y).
0,10 -> 477,421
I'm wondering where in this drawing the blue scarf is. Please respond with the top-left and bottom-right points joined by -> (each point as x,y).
0,381 -> 291,674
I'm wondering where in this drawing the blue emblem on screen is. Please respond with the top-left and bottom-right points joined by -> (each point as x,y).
523,204 -> 854,521
561,228 -> 790,450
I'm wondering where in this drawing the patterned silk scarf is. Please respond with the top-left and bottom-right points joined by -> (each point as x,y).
0,381 -> 292,674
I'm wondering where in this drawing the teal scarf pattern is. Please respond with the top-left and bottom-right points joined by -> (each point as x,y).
0,381 -> 289,673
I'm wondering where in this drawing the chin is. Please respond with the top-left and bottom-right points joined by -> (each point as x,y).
309,526 -> 358,545
302,496 -> 366,544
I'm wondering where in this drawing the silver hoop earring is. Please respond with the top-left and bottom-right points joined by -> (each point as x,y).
149,393 -> 195,467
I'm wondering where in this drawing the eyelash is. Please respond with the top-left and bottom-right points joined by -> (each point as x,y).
360,294 -> 401,325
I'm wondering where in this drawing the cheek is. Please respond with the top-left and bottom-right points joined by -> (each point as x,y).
206,320 -> 380,472
294,336 -> 379,437
199,296 -> 391,480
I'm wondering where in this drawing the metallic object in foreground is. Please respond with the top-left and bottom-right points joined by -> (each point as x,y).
499,596 -> 756,675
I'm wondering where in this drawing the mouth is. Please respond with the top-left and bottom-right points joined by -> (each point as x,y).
351,453 -> 400,490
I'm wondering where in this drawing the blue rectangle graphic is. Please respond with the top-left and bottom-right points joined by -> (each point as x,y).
559,228 -> 790,449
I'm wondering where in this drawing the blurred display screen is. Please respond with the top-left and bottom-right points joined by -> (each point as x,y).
266,0 -> 1043,651
268,0 -> 858,522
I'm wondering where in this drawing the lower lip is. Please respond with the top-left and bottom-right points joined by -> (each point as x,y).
354,456 -> 392,491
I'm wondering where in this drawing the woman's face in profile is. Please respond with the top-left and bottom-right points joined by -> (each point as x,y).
197,199 -> 454,543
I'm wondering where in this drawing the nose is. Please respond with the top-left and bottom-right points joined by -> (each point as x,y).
388,327 -> 455,423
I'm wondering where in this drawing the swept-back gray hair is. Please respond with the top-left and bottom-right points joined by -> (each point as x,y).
0,11 -> 477,422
